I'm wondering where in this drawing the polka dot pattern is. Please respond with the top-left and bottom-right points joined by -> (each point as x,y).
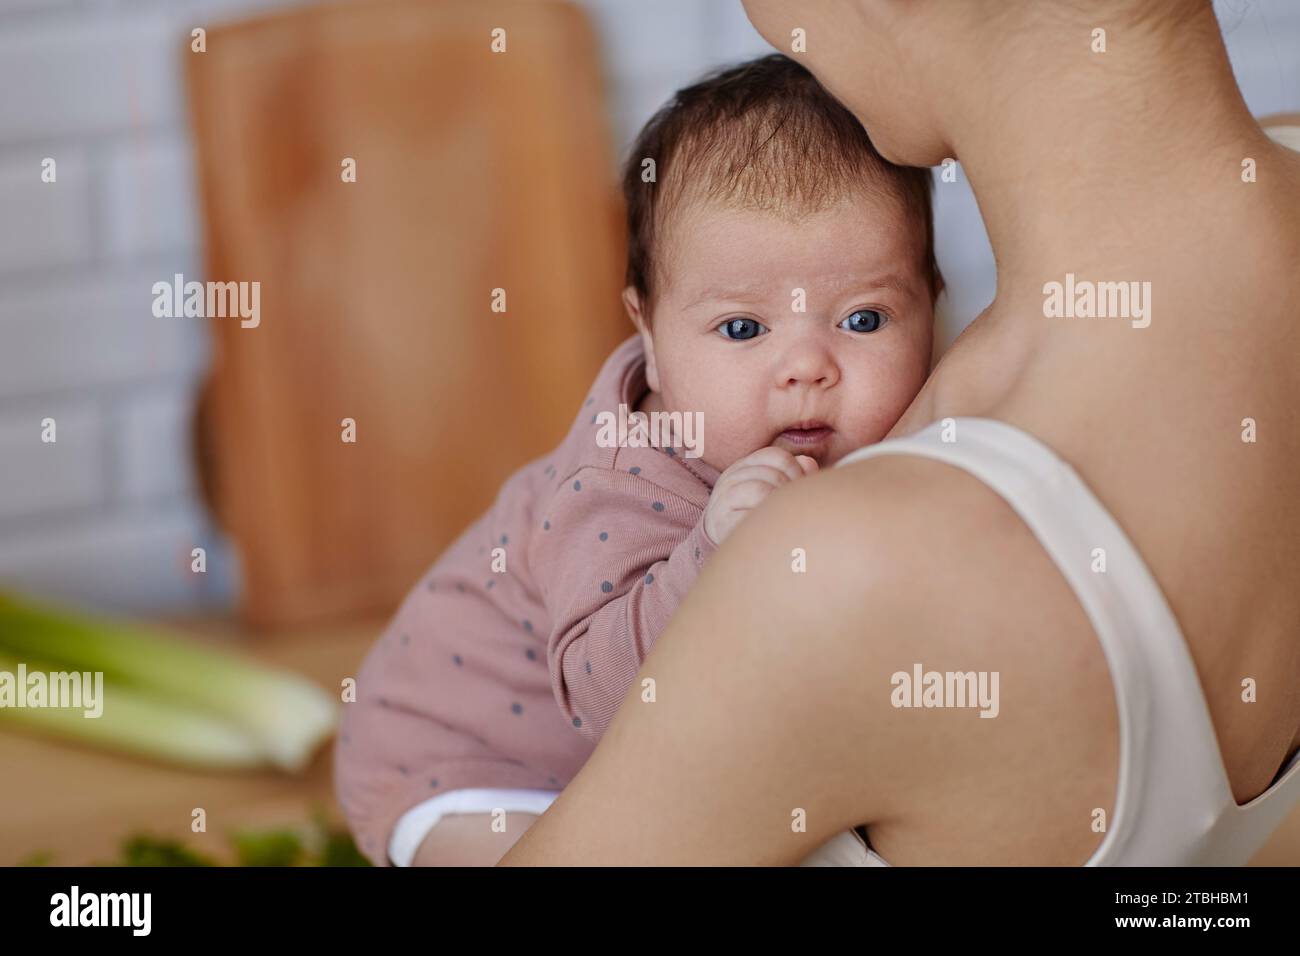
355,348 -> 721,849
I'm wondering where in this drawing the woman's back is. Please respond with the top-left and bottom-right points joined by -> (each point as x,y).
895,125 -> 1300,819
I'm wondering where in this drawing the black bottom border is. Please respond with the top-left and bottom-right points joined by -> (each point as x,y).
6,865 -> 1290,940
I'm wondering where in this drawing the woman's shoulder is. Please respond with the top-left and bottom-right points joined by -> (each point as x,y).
738,454 -> 1119,863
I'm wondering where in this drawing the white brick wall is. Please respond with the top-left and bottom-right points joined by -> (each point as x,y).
0,11 -> 183,144
0,0 -> 237,612
0,266 -> 206,399
0,503 -> 232,613
113,386 -> 201,504
587,0 -> 772,155
0,149 -> 94,273
0,404 -> 105,523
0,0 -> 1293,614
102,135 -> 199,261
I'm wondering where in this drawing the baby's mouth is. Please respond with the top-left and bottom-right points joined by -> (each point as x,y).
775,421 -> 835,450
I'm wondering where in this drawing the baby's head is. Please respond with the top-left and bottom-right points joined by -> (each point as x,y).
622,54 -> 942,470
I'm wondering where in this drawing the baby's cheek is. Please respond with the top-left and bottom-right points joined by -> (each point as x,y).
685,390 -> 767,466
700,431 -> 763,474
844,365 -> 925,444
838,413 -> 894,454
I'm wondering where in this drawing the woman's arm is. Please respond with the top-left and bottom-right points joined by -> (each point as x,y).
500,454 -> 1117,865
501,465 -> 902,864
502,458 -> 989,864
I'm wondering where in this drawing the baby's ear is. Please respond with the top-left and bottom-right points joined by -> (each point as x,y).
621,286 -> 646,330
623,287 -> 660,392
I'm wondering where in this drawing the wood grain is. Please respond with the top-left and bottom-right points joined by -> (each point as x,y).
185,0 -> 629,629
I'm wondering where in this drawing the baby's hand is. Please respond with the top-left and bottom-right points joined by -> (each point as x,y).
704,447 -> 819,545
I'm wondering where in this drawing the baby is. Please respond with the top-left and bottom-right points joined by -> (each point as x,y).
336,54 -> 942,866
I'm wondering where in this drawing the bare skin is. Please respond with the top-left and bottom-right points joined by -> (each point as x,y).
410,812 -> 539,867
500,0 -> 1300,865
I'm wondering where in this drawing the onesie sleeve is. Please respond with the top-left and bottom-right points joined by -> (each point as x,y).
530,464 -> 718,740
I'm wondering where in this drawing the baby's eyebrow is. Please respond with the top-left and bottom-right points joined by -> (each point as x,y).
820,272 -> 917,299
854,273 -> 917,297
683,273 -> 916,311
681,286 -> 767,310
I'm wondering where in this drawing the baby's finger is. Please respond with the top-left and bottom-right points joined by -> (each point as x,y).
719,463 -> 796,491
795,455 -> 819,475
721,477 -> 782,511
734,446 -> 806,483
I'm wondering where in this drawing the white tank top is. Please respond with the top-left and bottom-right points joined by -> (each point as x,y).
1264,123 -> 1300,152
800,417 -> 1300,866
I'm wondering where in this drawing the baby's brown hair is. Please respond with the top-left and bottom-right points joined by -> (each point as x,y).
622,54 -> 942,320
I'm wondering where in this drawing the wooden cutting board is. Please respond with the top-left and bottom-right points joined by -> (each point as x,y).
186,0 -> 629,630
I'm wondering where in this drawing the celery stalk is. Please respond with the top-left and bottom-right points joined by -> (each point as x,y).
0,593 -> 338,772
0,649 -> 267,769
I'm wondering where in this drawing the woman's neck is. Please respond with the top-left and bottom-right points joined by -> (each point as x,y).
890,3 -> 1298,436
947,4 -> 1273,301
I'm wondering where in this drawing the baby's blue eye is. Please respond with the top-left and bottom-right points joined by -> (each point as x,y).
716,317 -> 768,340
839,309 -> 886,333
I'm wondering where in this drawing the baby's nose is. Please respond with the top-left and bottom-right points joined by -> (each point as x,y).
778,343 -> 839,388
